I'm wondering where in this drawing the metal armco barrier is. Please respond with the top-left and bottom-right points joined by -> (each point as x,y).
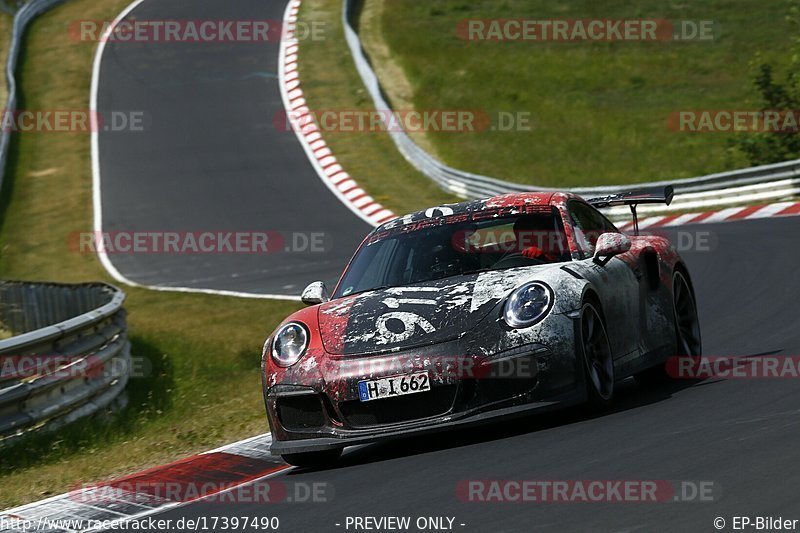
341,0 -> 800,211
0,0 -> 67,193
0,282 -> 130,442
0,3 -> 133,442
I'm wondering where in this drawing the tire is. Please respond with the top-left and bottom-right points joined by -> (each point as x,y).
636,267 -> 702,384
281,448 -> 342,468
579,301 -> 615,407
672,269 -> 702,358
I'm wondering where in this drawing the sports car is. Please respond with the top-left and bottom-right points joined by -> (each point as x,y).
261,188 -> 701,467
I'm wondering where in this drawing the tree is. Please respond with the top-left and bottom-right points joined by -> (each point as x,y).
733,3 -> 800,164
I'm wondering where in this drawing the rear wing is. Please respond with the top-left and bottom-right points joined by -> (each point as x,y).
586,186 -> 674,209
586,186 -> 674,235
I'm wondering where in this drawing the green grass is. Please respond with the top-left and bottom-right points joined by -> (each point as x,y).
0,0 -> 464,507
1,14 -> 10,107
368,0 -> 796,188
0,0 -> 796,510
297,0 -> 459,214
0,0 -> 304,507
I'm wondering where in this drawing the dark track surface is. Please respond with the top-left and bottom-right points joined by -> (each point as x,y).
95,0 -> 371,296
95,0 -> 800,529
148,216 -> 800,531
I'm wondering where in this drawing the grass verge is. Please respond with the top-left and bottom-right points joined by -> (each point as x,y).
0,0 -> 304,507
0,14 -> 9,106
368,0 -> 796,188
297,0 -> 459,214
0,0 -> 463,506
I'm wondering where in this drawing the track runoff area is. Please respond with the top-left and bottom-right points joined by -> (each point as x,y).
5,0 -> 800,531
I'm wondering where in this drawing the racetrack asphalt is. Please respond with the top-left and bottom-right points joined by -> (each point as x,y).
94,0 -> 800,530
137,216 -> 800,531
95,0 -> 372,296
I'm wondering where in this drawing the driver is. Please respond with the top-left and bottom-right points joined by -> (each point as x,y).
513,216 -> 558,262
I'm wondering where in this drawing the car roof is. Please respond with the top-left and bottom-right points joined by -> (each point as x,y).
375,191 -> 577,232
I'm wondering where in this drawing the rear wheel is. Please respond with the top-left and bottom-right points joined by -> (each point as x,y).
281,448 -> 342,468
580,302 -> 614,407
673,270 -> 702,358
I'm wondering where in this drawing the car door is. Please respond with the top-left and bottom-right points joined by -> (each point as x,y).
564,200 -> 641,362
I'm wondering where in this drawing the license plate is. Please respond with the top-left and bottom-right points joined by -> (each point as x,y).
357,372 -> 431,402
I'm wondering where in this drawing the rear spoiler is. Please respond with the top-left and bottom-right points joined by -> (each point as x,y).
586,186 -> 674,235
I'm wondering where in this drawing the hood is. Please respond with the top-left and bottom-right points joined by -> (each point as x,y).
317,266 -> 554,356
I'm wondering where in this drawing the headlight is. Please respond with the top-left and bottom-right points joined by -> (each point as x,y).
271,322 -> 309,367
503,282 -> 553,328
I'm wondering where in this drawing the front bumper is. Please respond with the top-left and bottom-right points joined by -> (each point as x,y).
269,392 -> 576,454
265,331 -> 582,455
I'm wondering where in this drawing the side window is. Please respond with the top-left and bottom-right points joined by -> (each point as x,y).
568,201 -> 619,257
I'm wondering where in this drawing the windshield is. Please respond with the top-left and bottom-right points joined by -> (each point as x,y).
334,209 -> 570,298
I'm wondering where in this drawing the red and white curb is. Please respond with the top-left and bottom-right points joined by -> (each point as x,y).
0,434 -> 289,532
617,201 -> 800,232
279,0 -> 396,228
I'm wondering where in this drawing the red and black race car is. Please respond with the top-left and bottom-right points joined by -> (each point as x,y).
261,188 -> 701,467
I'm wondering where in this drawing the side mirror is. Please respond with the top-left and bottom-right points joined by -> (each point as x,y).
301,281 -> 330,306
593,233 -> 632,266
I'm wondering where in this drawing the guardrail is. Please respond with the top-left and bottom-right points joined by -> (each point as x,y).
0,282 -> 130,443
0,0 -> 66,193
341,0 -> 800,212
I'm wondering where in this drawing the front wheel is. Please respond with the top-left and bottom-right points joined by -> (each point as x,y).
580,302 -> 614,407
281,448 -> 342,468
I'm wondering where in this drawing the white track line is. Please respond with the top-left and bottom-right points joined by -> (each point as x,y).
90,0 -> 301,300
203,432 -> 271,455
89,0 -> 389,301
88,0 -> 797,302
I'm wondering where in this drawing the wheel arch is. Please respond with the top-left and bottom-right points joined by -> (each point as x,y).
580,287 -> 605,323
